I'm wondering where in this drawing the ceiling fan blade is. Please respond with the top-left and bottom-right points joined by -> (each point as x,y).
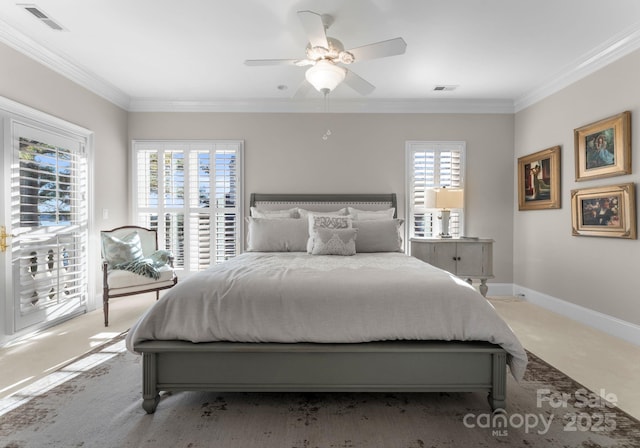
297,10 -> 329,49
244,59 -> 299,66
347,37 -> 407,62
292,80 -> 314,99
344,69 -> 375,95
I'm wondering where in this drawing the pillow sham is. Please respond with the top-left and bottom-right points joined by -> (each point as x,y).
246,217 -> 308,252
297,207 -> 347,218
306,213 -> 352,253
101,231 -> 144,266
347,207 -> 395,220
352,219 -> 404,253
311,228 -> 357,256
250,207 -> 299,219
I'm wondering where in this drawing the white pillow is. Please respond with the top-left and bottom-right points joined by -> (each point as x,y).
311,228 -> 357,256
306,213 -> 352,253
352,219 -> 403,252
250,207 -> 299,219
347,207 -> 395,220
246,218 -> 308,252
297,208 -> 347,218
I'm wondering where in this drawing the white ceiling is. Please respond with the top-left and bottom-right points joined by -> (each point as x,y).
1,0 -> 640,113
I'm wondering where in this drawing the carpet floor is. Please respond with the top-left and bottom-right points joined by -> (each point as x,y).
1,335 -> 639,448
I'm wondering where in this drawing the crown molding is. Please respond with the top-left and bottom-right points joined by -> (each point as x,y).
0,18 -> 130,110
514,22 -> 640,112
127,97 -> 516,114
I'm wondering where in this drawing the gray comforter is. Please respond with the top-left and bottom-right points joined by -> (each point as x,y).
125,252 -> 527,380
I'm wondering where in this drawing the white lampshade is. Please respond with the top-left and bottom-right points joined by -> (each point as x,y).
305,60 -> 346,94
435,188 -> 464,209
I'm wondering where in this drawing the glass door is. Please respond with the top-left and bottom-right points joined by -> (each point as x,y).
4,121 -> 89,333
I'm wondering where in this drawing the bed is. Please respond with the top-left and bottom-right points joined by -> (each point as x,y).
126,193 -> 527,414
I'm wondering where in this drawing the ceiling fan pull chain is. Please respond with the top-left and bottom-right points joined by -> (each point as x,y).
322,92 -> 332,141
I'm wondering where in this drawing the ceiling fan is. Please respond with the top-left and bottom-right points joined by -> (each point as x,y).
244,10 -> 407,97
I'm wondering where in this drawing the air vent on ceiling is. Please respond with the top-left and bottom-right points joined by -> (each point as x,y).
433,85 -> 458,92
19,4 -> 66,31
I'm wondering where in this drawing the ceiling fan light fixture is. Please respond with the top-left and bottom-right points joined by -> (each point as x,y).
305,60 -> 346,94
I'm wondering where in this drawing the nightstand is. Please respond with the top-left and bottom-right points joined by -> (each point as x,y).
410,238 -> 494,297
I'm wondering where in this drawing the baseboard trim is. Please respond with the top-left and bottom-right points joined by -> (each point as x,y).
485,283 -> 514,297
509,284 -> 640,347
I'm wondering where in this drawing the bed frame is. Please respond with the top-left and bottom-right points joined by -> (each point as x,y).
133,193 -> 508,414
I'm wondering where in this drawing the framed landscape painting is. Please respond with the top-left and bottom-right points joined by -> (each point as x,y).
574,111 -> 631,181
518,146 -> 561,211
571,183 -> 636,239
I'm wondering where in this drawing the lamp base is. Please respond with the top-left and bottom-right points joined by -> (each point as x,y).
439,209 -> 453,238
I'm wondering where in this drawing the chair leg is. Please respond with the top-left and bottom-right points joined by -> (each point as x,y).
103,292 -> 109,327
156,290 -> 160,301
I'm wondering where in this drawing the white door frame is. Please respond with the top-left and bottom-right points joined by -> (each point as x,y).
0,96 -> 94,346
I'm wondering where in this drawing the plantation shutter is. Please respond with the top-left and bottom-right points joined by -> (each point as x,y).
406,141 -> 465,239
13,131 -> 88,327
133,141 -> 243,274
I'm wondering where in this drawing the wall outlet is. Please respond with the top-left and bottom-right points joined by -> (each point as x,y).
102,208 -> 109,220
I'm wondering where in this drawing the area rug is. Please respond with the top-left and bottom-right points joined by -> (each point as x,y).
1,336 -> 639,448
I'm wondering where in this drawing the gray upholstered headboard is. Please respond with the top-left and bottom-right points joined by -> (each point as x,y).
250,193 -> 397,217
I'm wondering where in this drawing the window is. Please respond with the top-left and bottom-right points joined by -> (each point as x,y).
132,140 -> 243,274
406,141 -> 465,241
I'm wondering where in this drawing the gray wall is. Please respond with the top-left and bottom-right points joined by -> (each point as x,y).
129,112 -> 515,283
0,42 -> 129,319
514,48 -> 640,326
0,42 -> 130,226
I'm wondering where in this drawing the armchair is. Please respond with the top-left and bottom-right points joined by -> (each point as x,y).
101,225 -> 177,327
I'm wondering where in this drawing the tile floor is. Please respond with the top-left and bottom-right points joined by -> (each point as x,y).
1,295 -> 638,420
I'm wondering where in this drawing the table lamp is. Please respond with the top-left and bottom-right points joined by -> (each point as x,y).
435,187 -> 464,238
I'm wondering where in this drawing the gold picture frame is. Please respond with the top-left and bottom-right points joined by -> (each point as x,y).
517,145 -> 561,211
574,111 -> 631,181
571,183 -> 636,239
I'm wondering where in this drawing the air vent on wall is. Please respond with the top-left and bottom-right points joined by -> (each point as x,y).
19,4 -> 66,31
433,85 -> 458,92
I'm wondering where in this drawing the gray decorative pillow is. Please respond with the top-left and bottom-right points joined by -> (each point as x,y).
311,228 -> 357,256
347,207 -> 395,220
250,207 -> 299,219
246,217 -> 308,252
307,214 -> 352,253
352,219 -> 404,252
101,231 -> 144,266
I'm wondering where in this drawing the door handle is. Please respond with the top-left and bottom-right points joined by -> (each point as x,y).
0,226 -> 16,252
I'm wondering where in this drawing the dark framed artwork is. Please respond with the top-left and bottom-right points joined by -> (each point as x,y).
517,145 -> 561,211
574,111 -> 631,181
571,183 -> 636,239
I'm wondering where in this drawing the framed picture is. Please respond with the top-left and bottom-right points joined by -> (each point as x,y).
517,145 -> 561,211
571,183 -> 636,239
574,111 -> 631,181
